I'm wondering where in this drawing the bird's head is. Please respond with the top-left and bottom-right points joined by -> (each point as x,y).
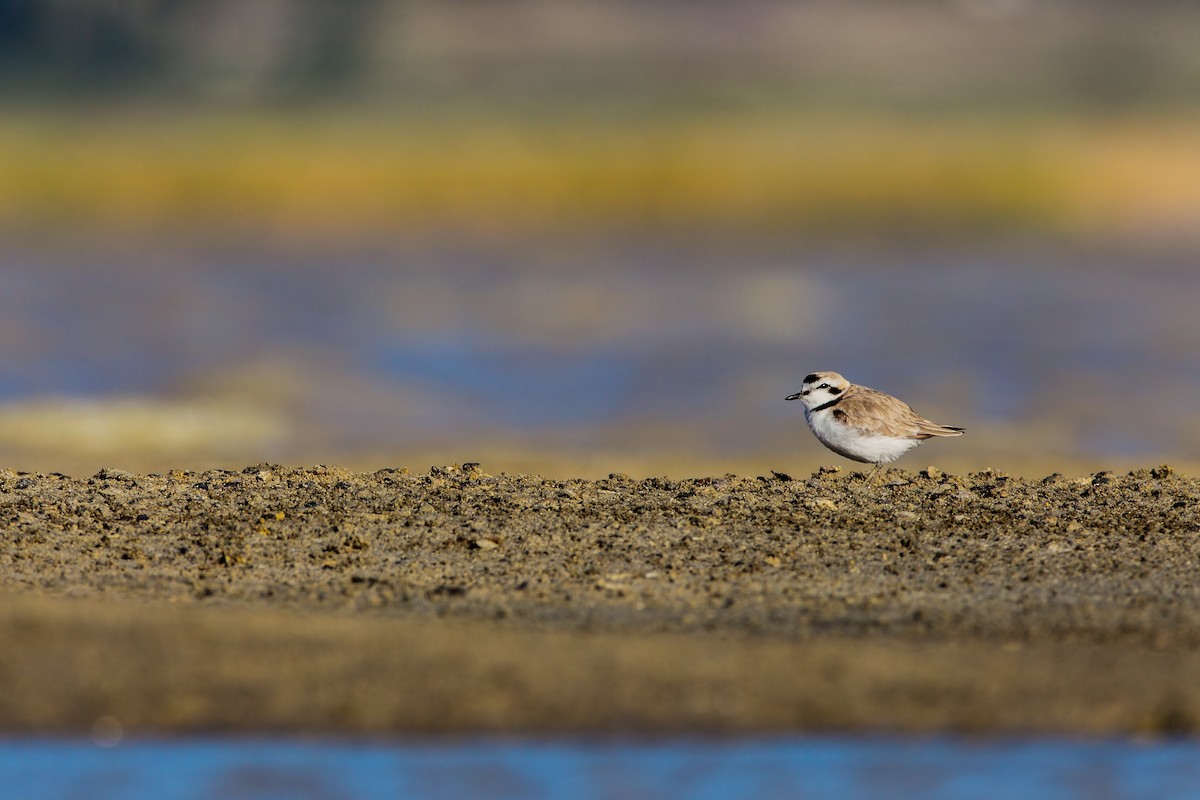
785,371 -> 849,410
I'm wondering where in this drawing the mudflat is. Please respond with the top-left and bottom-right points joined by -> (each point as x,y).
1,463 -> 1198,735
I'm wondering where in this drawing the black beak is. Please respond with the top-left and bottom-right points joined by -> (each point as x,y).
785,391 -> 804,401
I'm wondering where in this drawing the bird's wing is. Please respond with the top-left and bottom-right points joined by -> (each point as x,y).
838,386 -> 964,439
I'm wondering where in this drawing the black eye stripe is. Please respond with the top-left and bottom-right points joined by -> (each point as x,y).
828,386 -> 843,395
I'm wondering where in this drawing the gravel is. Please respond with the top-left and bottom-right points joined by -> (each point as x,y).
1,463 -> 1197,735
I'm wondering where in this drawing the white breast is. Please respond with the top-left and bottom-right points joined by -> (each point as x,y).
804,407 -> 922,465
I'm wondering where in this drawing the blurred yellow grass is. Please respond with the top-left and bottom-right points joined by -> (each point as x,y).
0,111 -> 1198,236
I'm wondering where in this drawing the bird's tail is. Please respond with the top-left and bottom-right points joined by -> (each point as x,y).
920,424 -> 965,438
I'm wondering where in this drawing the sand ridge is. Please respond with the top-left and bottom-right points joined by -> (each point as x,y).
0,463 -> 1197,734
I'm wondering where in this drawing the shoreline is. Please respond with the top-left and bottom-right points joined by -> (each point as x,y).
1,464 -> 1197,735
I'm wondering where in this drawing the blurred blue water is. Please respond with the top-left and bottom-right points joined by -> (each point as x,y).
2,736 -> 1198,800
0,239 -> 1195,460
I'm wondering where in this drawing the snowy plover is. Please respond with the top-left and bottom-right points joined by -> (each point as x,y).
786,371 -> 963,476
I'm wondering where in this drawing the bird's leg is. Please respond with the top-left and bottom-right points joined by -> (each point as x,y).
852,463 -> 884,495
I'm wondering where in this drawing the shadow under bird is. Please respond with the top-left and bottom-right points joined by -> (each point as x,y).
786,371 -> 964,476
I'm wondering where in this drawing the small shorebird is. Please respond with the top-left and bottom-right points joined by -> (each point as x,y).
786,371 -> 964,477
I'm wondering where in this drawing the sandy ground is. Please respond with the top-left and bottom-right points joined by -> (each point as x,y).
1,462 -> 1198,736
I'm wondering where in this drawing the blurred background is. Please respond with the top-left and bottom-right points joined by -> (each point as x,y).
0,0 -> 1197,477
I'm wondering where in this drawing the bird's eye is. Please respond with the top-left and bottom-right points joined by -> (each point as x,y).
817,383 -> 829,390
